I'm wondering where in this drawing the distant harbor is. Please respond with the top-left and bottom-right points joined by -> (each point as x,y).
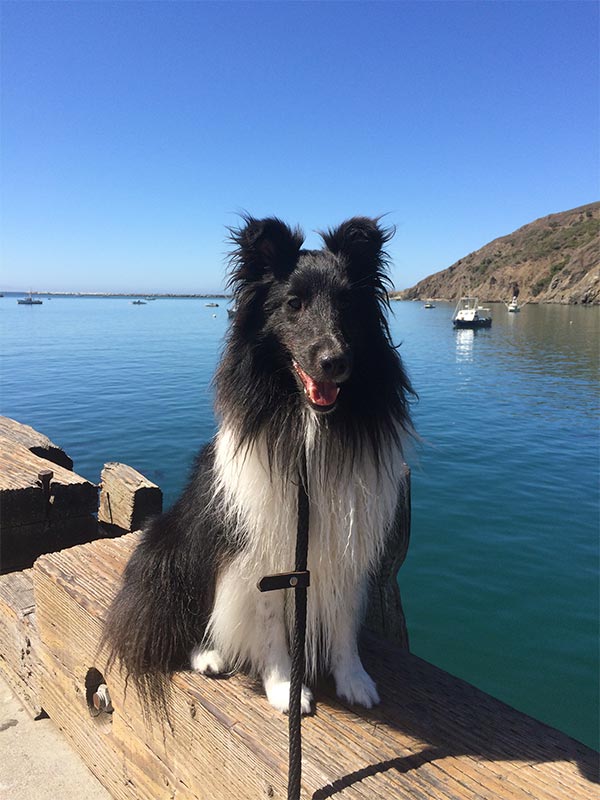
3,290 -> 232,299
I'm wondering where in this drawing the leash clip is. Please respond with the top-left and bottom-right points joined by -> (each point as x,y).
257,570 -> 310,593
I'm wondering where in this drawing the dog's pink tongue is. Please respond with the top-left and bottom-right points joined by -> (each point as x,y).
304,374 -> 339,407
294,362 -> 339,407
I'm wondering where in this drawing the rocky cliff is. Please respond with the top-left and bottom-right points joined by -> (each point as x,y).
394,202 -> 599,304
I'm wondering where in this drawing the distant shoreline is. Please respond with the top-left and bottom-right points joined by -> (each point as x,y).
2,291 -> 232,299
0,290 -> 549,302
4,290 -> 599,305
388,293 -> 600,305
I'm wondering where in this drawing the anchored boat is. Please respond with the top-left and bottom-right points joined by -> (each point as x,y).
506,296 -> 526,312
452,297 -> 492,329
17,292 -> 43,305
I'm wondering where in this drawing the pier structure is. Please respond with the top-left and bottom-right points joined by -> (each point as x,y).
0,417 -> 597,798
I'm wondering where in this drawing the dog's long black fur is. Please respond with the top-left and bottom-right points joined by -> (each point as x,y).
102,215 -> 414,708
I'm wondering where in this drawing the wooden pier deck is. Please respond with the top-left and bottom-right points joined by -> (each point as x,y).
0,417 -> 597,798
23,533 -> 597,800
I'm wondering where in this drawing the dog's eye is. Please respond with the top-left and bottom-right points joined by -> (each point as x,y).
287,297 -> 302,311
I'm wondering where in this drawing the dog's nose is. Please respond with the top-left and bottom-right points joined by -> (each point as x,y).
320,352 -> 351,382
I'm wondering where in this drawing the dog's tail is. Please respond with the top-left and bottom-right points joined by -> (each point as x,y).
100,444 -> 226,714
100,509 -> 211,713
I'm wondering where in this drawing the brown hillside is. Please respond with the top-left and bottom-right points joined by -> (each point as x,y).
395,202 -> 600,304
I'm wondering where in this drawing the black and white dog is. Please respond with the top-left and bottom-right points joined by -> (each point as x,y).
104,216 -> 413,714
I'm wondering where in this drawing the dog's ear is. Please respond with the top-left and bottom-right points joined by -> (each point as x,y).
321,217 -> 394,281
228,216 -> 304,282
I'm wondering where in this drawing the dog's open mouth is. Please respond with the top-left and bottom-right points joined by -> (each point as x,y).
293,361 -> 340,411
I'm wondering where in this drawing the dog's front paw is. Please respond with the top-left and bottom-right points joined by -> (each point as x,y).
334,663 -> 380,708
265,678 -> 313,715
190,647 -> 227,676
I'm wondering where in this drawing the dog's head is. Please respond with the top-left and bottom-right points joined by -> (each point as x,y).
226,215 -> 396,415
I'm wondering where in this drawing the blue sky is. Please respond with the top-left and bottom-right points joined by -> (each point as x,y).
1,1 -> 598,293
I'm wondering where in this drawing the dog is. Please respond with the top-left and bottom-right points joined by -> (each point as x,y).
103,215 -> 413,714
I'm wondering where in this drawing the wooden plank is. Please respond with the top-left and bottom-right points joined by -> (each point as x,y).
0,569 -> 43,717
33,539 -> 287,799
0,440 -> 97,527
1,516 -> 100,574
31,536 -> 598,800
0,431 -> 99,571
98,463 -> 163,532
0,415 -> 73,470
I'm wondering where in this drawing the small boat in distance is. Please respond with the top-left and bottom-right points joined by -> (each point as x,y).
205,302 -> 219,307
506,296 -> 525,312
131,299 -> 146,305
424,300 -> 436,308
17,292 -> 43,305
452,297 -> 492,329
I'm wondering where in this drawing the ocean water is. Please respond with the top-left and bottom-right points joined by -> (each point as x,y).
1,294 -> 598,749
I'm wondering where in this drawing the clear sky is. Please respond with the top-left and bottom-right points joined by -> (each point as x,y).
1,1 -> 598,294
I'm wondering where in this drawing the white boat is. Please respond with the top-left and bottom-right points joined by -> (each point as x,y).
506,296 -> 524,312
17,292 -> 43,305
452,297 -> 492,329
424,300 -> 435,308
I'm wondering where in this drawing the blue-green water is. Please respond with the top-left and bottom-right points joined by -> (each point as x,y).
1,294 -> 598,749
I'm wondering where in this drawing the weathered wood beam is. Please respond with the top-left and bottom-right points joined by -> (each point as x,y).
98,463 -> 163,533
0,569 -> 42,718
0,416 -> 73,470
0,438 -> 98,572
30,535 -> 598,800
1,517 -> 100,574
0,441 -> 96,528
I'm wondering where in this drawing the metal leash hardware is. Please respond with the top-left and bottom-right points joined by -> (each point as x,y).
257,458 -> 310,800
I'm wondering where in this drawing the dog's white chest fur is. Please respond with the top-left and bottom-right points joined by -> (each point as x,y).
207,422 -> 404,681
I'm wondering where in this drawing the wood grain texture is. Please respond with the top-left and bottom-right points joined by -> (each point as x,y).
0,415 -> 74,470
0,438 -> 99,571
0,569 -> 43,717
31,536 -> 598,800
98,463 -> 162,532
0,440 -> 96,526
1,516 -> 102,574
0,418 -> 99,571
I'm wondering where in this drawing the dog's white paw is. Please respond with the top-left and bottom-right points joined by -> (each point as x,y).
190,647 -> 227,676
265,679 -> 313,715
334,664 -> 380,708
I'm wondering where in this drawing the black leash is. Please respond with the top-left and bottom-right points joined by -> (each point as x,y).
258,453 -> 310,800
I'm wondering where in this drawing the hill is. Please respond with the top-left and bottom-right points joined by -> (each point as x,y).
394,202 -> 599,304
